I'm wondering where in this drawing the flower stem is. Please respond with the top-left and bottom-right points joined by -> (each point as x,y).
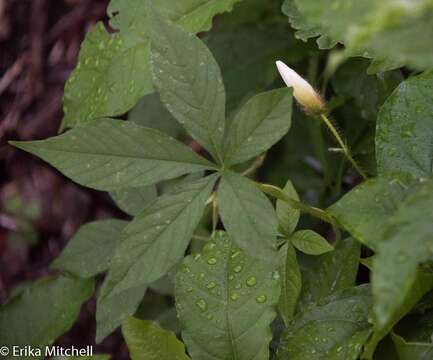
319,113 -> 368,180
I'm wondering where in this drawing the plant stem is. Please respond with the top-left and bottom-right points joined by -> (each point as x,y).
257,182 -> 341,243
319,113 -> 368,180
241,153 -> 266,177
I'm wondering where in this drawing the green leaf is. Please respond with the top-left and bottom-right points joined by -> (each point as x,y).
223,88 -> 293,165
62,0 -> 242,128
364,270 -> 433,359
175,231 -> 280,360
128,93 -> 186,139
52,219 -> 127,278
376,70 -> 433,181
372,180 -> 433,328
298,237 -> 360,309
0,276 -> 94,356
276,179 -> 300,236
110,186 -> 157,216
218,171 -> 279,261
282,0 -> 336,47
279,242 -> 302,325
96,285 -> 146,344
122,317 -> 190,360
277,285 -> 372,360
331,58 -> 403,122
10,119 -> 214,192
148,4 -> 226,163
292,0 -> 433,71
392,333 -> 433,360
327,177 -> 409,250
204,20 -> 308,112
96,175 -> 217,341
289,230 -> 333,255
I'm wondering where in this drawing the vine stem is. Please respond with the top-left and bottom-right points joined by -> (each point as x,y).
319,113 -> 368,180
257,182 -> 341,244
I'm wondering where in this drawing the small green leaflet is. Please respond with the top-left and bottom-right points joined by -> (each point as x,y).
122,317 -> 191,360
289,230 -> 333,255
392,333 -> 433,360
96,175 -> 217,341
218,171 -> 279,261
62,0 -> 242,128
223,88 -> 293,166
277,285 -> 372,360
148,4 -> 226,163
327,177 -> 409,250
11,119 -> 214,192
376,70 -> 433,181
372,180 -> 433,328
0,276 -> 94,356
278,243 -> 302,325
52,219 -> 127,278
276,179 -> 300,236
175,231 -> 280,360
110,186 -> 157,216
298,237 -> 360,310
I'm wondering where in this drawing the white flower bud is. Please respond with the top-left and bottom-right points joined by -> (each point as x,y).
276,60 -> 325,114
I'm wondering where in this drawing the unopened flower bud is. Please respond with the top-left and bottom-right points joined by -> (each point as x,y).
276,60 -> 325,114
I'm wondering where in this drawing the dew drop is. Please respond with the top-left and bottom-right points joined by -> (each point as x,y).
233,265 -> 243,273
206,281 -> 216,290
230,251 -> 241,259
231,293 -> 239,301
246,276 -> 257,287
203,242 -> 216,252
195,299 -> 208,312
256,295 -> 267,303
207,257 -> 217,265
181,265 -> 190,274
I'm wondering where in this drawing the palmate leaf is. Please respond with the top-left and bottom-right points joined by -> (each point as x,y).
0,276 -> 94,358
148,3 -> 226,163
218,171 -> 279,261
277,285 -> 372,360
298,237 -> 360,310
278,242 -> 302,325
96,175 -> 217,341
223,88 -> 293,166
62,0 -> 242,128
11,119 -> 214,192
175,231 -> 280,360
376,70 -> 433,181
327,177 -> 409,250
52,219 -> 127,278
372,180 -> 433,328
122,317 -> 191,360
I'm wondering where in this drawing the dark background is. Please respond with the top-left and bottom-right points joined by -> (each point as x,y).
0,0 -> 130,357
